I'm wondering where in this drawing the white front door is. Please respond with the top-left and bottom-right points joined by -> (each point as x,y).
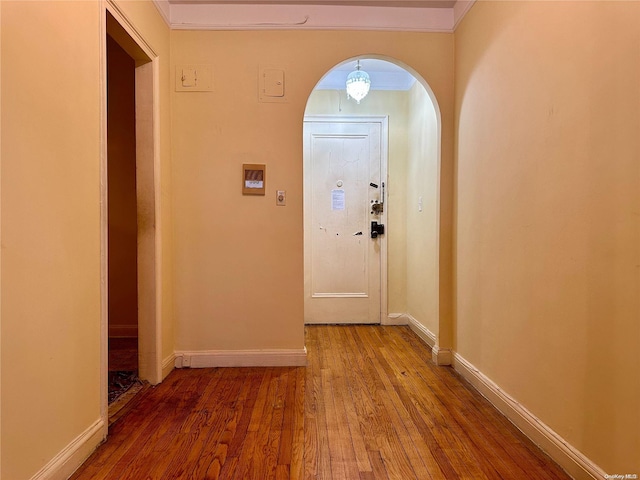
303,117 -> 387,324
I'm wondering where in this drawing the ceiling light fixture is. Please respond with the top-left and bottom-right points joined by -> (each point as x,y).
345,60 -> 371,104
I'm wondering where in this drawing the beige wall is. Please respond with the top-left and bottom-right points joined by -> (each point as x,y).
3,0 -> 636,475
455,1 -> 640,474
305,88 -> 410,314
406,82 -> 439,336
0,4 -> 3,474
0,11 -> 454,476
1,2 -> 102,478
171,30 -> 454,352
0,0 -> 173,477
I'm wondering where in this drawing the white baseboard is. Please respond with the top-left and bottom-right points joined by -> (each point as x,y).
384,313 -> 409,326
452,353 -> 607,480
30,418 -> 105,480
431,345 -> 452,366
405,314 -> 452,365
162,353 -> 176,379
174,348 -> 307,368
406,314 -> 436,347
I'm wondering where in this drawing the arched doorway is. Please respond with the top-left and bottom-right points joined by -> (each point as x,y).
303,57 -> 444,359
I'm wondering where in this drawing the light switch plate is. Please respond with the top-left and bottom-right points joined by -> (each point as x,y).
175,64 -> 213,92
276,190 -> 286,206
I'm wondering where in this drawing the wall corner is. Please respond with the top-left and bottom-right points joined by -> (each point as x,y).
432,345 -> 452,366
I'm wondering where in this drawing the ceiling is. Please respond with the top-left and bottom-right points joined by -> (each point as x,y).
155,0 -> 473,31
315,59 -> 417,91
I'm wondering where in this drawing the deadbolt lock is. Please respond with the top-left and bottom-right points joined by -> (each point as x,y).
371,221 -> 385,238
371,200 -> 384,215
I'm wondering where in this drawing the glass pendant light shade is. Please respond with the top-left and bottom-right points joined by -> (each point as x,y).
346,61 -> 371,104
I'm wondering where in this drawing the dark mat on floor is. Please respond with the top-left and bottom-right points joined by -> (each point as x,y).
109,371 -> 139,404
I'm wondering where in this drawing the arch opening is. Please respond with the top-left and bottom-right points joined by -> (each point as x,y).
302,56 -> 444,359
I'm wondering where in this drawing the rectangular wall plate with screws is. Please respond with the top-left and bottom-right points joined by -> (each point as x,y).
276,190 -> 286,206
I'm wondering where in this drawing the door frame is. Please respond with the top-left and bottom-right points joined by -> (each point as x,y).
100,0 -> 163,431
303,115 -> 389,324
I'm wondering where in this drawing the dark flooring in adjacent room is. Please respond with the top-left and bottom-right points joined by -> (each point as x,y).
108,337 -> 144,423
109,337 -> 138,372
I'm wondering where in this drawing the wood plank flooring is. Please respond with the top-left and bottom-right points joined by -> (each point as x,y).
71,326 -> 571,479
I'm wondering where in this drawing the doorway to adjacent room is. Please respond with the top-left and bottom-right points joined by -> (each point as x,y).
103,8 -> 161,422
303,57 -> 442,334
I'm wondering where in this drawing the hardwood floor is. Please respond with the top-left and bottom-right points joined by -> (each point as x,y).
71,326 -> 571,479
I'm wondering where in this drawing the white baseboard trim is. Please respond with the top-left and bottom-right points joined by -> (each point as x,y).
30,418 -> 105,480
385,313 -> 410,326
431,345 -> 452,366
452,353 -> 607,480
174,348 -> 307,368
405,315 -> 452,365
406,314 -> 436,347
162,353 -> 176,379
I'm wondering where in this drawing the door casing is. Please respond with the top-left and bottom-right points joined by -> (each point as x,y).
101,1 -> 163,433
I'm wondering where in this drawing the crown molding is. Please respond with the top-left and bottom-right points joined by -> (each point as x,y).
453,0 -> 474,29
153,0 -> 172,26
152,0 -> 476,32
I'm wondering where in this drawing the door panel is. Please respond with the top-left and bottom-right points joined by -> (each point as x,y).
304,119 -> 384,324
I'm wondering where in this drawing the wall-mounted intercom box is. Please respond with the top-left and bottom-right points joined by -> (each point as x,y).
242,164 -> 266,195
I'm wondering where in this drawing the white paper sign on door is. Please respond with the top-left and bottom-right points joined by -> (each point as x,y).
331,189 -> 345,211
